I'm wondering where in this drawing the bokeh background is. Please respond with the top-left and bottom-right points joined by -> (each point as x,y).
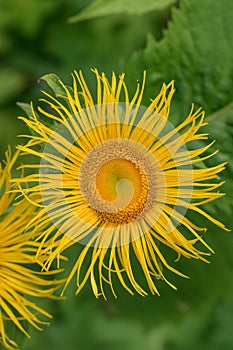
1,0 -> 233,349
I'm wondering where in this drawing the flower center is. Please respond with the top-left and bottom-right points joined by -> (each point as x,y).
95,158 -> 148,224
79,138 -> 161,227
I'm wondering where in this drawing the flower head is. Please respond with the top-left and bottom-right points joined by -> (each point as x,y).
17,69 -> 228,299
0,149 -> 62,350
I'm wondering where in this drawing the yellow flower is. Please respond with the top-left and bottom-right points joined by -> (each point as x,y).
17,69 -> 228,299
0,149 -> 62,350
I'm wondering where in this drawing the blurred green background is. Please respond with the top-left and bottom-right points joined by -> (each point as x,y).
1,0 -> 233,349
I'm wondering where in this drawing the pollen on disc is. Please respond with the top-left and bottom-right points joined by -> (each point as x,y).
78,137 -> 161,225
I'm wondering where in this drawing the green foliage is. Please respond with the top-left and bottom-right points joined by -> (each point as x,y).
16,102 -> 33,118
0,69 -> 25,104
1,0 -> 233,349
69,0 -> 177,22
0,0 -> 169,159
0,0 -> 56,36
126,0 -> 233,213
127,0 -> 233,117
39,73 -> 70,97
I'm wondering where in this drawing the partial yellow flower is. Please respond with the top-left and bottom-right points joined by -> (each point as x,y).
0,149 -> 62,350
17,69 -> 228,299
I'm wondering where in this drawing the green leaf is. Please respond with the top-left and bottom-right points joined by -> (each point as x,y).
126,0 -> 233,214
206,102 -> 233,166
16,102 -> 32,117
126,0 -> 233,118
69,0 -> 177,22
203,104 -> 233,214
39,73 -> 68,97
